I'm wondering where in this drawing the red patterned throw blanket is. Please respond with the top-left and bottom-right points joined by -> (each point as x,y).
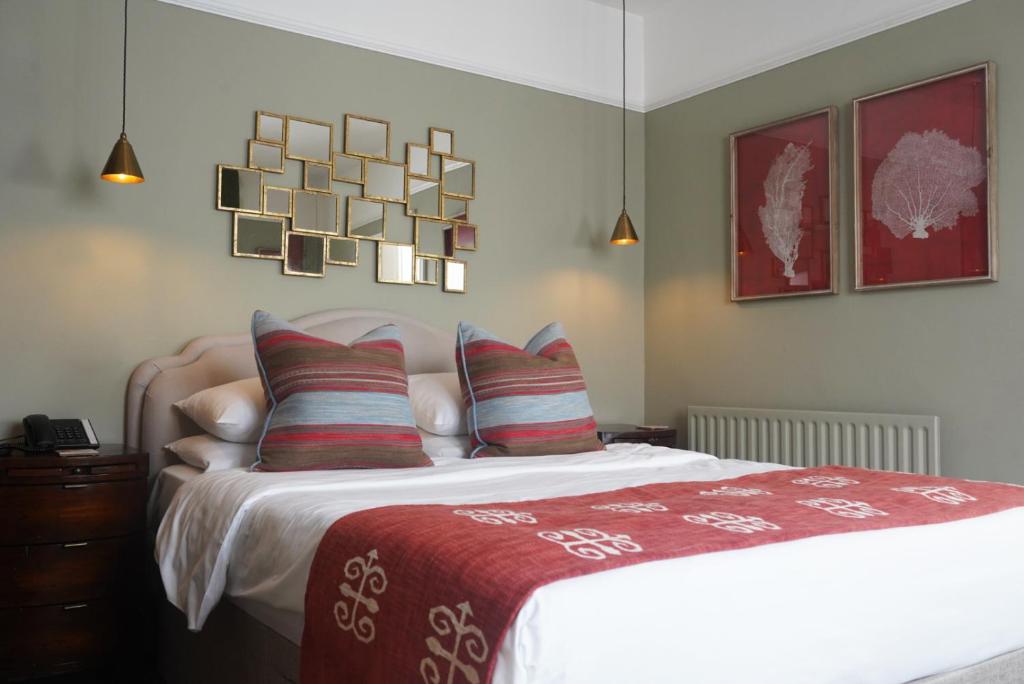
301,466 -> 1024,683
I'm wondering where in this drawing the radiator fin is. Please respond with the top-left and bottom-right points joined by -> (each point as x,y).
687,407 -> 940,476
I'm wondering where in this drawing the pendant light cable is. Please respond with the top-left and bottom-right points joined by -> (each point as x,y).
621,0 -> 626,210
121,0 -> 128,134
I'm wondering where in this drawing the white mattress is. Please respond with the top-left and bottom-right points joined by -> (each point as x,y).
155,444 -> 1024,684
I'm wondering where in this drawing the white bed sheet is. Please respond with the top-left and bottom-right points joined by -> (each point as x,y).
148,463 -> 203,523
156,444 -> 1024,684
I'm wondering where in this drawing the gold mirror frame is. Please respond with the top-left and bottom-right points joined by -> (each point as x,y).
292,190 -> 339,235
413,218 -> 449,258
406,143 -> 430,176
344,114 -> 391,160
285,115 -> 334,163
441,156 -> 475,199
304,162 -> 332,192
283,231 -> 326,277
376,241 -> 415,285
332,152 -> 364,184
442,195 -> 468,221
263,186 -> 292,218
414,255 -> 439,285
429,127 -> 455,156
406,175 -> 442,219
255,111 -> 285,144
233,213 -> 285,260
249,140 -> 285,173
217,164 -> 263,214
347,196 -> 387,241
363,158 -> 408,203
443,258 -> 467,294
326,236 -> 359,266
446,221 -> 478,253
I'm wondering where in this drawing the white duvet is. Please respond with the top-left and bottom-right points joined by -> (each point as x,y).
156,444 -> 1024,684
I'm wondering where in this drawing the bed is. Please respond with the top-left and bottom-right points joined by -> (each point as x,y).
134,308 -> 1024,684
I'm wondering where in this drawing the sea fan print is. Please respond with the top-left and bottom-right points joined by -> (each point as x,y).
871,129 -> 985,239
758,143 -> 812,280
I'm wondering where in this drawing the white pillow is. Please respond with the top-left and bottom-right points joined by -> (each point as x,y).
419,430 -> 471,463
164,434 -> 258,471
408,372 -> 466,436
174,377 -> 266,443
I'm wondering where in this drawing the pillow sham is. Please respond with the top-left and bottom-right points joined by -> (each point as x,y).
408,372 -> 467,436
418,430 -> 471,463
164,434 -> 258,471
252,310 -> 430,471
455,321 -> 604,457
174,377 -> 266,443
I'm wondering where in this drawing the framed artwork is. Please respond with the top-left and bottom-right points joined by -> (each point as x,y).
854,62 -> 996,290
730,106 -> 837,301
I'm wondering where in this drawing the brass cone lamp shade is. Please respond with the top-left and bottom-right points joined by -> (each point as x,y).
610,209 -> 638,245
101,0 -> 144,185
101,133 -> 144,184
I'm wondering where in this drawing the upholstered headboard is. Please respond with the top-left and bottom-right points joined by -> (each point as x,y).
124,308 -> 456,478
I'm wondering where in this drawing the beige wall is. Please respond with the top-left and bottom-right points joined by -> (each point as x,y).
644,0 -> 1024,483
0,0 -> 645,443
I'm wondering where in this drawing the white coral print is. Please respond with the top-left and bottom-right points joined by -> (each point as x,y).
758,142 -> 812,280
871,129 -> 985,239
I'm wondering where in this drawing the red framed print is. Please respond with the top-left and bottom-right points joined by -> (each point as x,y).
854,63 -> 997,290
730,106 -> 838,301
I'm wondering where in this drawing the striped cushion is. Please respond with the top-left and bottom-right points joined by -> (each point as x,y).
251,311 -> 430,471
455,321 -> 604,457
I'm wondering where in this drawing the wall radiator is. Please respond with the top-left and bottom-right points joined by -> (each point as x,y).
687,406 -> 940,476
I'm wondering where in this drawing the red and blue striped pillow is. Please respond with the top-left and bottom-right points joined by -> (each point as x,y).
252,311 -> 430,471
455,321 -> 604,457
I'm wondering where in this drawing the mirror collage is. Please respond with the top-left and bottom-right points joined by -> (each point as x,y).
215,110 -> 477,290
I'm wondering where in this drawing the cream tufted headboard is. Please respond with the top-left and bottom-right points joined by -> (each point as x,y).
124,308 -> 456,479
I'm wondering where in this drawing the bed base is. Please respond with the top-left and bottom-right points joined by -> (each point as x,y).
157,596 -> 1024,684
158,598 -> 299,684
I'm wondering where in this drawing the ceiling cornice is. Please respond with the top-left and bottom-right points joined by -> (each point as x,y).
643,0 -> 973,112
161,0 -> 973,113
158,0 -> 647,112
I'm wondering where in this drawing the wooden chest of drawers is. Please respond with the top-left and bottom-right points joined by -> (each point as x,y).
596,424 -> 678,448
0,446 -> 148,680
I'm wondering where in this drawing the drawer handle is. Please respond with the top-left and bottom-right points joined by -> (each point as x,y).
63,542 -> 89,548
63,603 -> 88,611
63,484 -> 89,489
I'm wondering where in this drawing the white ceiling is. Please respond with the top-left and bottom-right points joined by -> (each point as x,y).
161,0 -> 972,111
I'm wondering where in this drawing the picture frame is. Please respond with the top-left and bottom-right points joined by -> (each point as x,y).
729,106 -> 838,301
854,62 -> 997,290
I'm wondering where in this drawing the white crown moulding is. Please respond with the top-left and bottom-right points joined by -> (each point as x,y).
160,0 -> 971,113
642,0 -> 974,112
158,0 -> 647,112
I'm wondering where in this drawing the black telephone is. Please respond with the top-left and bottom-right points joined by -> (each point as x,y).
22,415 -> 100,451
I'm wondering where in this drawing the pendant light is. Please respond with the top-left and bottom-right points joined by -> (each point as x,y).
609,0 -> 638,246
101,0 -> 144,184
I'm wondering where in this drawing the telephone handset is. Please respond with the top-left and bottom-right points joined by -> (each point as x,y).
21,415 -> 100,451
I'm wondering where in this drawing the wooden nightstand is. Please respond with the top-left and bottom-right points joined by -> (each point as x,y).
0,445 -> 148,680
597,424 -> 677,448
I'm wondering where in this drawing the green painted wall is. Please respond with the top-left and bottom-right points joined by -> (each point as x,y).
0,0 -> 645,443
644,0 -> 1023,483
